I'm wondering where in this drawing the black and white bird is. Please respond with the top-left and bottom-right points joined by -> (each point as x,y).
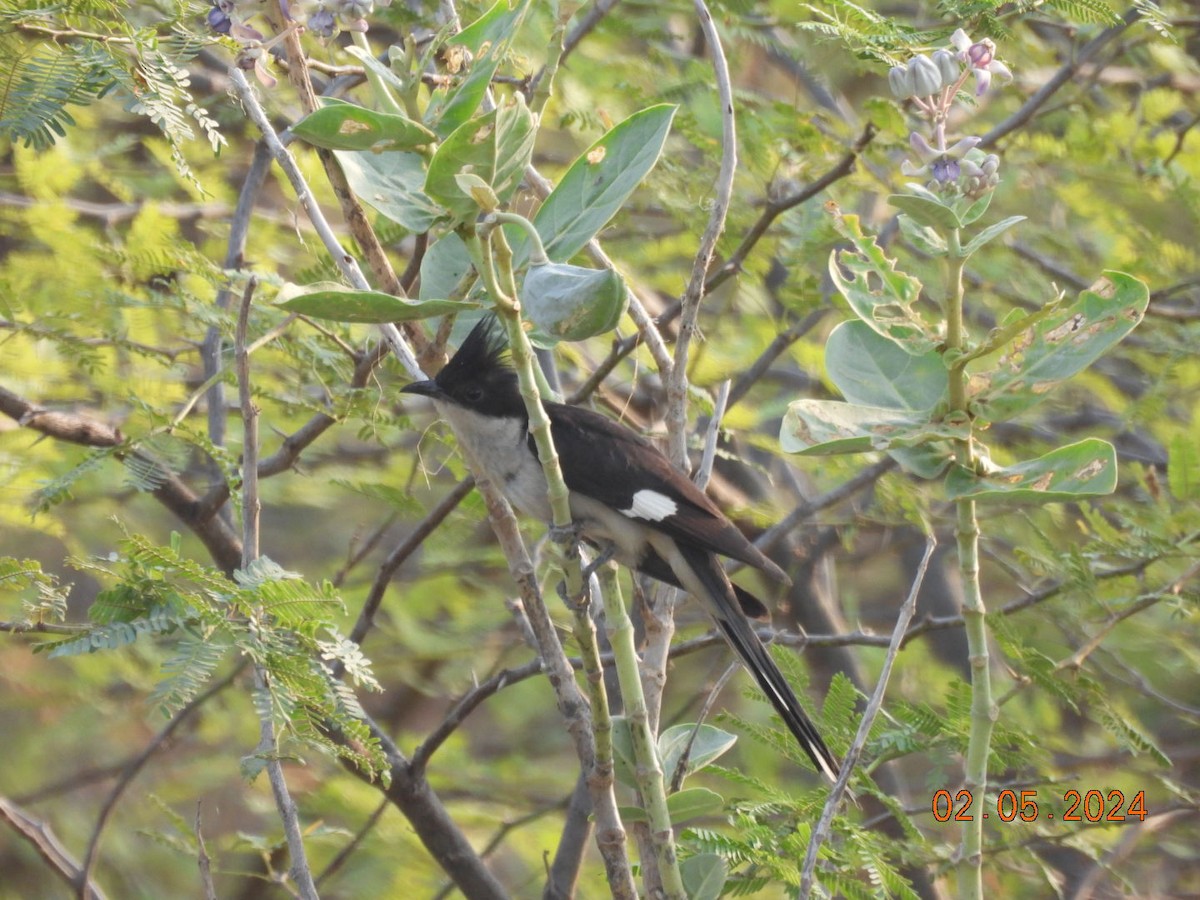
402,316 -> 840,782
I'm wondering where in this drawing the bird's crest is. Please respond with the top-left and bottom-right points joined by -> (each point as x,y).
438,314 -> 510,384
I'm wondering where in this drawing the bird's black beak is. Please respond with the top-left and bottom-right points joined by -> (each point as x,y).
401,379 -> 443,399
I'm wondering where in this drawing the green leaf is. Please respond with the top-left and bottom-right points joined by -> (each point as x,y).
968,272 -> 1150,421
961,215 -> 1026,257
419,233 -> 473,302
424,0 -> 531,137
667,787 -> 725,823
290,98 -> 436,151
957,188 -> 994,225
425,94 -> 536,223
781,400 -> 967,456
944,439 -> 1118,502
680,854 -> 728,900
828,210 -> 938,355
658,724 -> 737,783
277,282 -> 474,323
825,320 -> 952,477
825,320 -> 946,411
522,261 -> 627,345
898,213 -> 947,257
516,104 -> 677,265
332,148 -> 442,232
617,788 -> 725,825
888,192 -> 962,231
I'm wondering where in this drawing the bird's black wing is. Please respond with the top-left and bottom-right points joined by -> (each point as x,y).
544,402 -> 788,583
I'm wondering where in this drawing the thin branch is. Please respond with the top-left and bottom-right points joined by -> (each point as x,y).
0,620 -> 86,635
313,798 -> 389,888
800,532 -> 936,896
346,478 -> 475,649
227,67 -> 424,380
706,123 -> 877,294
75,664 -> 244,897
195,804 -> 218,900
665,0 -> 738,469
694,379 -> 730,491
237,277 -> 320,900
0,796 -> 108,900
980,7 -> 1141,149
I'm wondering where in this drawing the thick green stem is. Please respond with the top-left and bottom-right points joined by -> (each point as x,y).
945,227 -> 995,900
599,566 -> 685,900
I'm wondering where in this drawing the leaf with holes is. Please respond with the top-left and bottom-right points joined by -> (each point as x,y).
968,272 -> 1149,422
945,439 -> 1118,502
781,400 -> 968,456
828,208 -> 939,355
291,98 -> 435,151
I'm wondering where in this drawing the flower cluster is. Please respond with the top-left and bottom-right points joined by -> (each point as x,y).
206,0 -> 392,46
889,29 -> 1011,200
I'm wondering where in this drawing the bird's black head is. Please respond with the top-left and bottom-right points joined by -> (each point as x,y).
401,315 -> 526,418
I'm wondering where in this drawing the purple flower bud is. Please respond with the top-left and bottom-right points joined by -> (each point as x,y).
207,6 -> 232,34
966,39 -> 995,69
308,8 -> 335,37
908,54 -> 942,98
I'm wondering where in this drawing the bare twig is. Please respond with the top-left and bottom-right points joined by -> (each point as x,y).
980,7 -> 1141,148
195,804 -> 218,900
706,123 -> 877,294
346,478 -> 475,649
237,278 -> 321,900
74,664 -> 244,895
665,0 -> 738,469
0,796 -> 108,900
694,379 -> 730,491
314,798 -> 389,888
800,532 -> 937,896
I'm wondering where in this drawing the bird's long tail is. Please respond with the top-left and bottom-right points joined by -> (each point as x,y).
676,542 -> 841,783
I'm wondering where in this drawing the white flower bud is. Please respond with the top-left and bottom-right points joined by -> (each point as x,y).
888,65 -> 913,99
933,49 -> 959,86
908,55 -> 943,98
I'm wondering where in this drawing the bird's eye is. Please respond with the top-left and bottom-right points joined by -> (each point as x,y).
463,386 -> 485,403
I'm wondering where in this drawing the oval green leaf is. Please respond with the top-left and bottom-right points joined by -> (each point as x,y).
514,104 -> 677,265
333,148 -> 442,232
657,724 -> 737,783
277,282 -> 474,323
681,853 -> 729,900
291,98 -> 436,152
826,320 -> 947,412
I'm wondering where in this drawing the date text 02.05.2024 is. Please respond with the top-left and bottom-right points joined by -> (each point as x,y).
932,789 -> 1147,824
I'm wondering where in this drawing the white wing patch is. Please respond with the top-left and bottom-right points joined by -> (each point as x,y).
620,489 -> 678,522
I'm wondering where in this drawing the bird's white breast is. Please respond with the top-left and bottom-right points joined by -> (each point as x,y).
434,403 -> 553,520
